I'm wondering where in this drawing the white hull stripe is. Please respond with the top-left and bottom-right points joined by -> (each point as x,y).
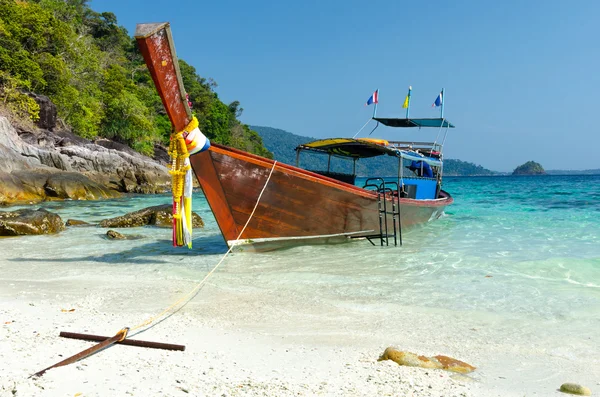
228,230 -> 375,247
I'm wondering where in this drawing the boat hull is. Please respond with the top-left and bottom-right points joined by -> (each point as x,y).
190,144 -> 452,250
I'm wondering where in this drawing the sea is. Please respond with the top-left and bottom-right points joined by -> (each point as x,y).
2,175 -> 599,388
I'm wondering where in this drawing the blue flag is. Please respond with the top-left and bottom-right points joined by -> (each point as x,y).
432,91 -> 443,107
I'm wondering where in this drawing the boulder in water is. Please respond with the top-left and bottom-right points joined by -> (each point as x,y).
98,204 -> 204,228
106,230 -> 126,240
0,208 -> 65,236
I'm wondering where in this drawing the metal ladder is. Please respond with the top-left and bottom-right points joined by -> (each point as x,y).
360,178 -> 402,246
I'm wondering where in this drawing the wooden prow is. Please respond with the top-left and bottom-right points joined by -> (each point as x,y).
134,23 -> 241,243
134,22 -> 191,131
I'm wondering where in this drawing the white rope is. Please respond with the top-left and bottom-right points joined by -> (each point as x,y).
129,160 -> 278,334
352,117 -> 373,138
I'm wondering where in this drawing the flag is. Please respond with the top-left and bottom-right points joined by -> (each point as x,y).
402,95 -> 409,108
432,91 -> 443,107
366,89 -> 379,106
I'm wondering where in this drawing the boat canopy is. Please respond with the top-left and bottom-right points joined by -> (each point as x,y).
373,118 -> 455,128
296,138 -> 443,167
297,138 -> 396,158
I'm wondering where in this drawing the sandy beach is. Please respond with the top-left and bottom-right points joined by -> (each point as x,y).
2,240 -> 598,397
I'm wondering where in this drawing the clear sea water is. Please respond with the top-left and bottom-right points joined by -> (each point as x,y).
2,175 -> 599,386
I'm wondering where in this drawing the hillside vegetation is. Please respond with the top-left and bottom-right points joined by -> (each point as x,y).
252,125 -> 496,176
443,159 -> 496,176
0,0 -> 271,158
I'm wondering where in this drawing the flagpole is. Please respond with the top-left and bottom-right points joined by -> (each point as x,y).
440,88 -> 445,119
406,86 -> 412,118
373,89 -> 378,118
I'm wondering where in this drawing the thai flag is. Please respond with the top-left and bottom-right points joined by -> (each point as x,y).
366,89 -> 379,106
432,91 -> 443,107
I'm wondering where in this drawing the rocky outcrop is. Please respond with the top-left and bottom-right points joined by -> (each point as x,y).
0,116 -> 171,205
98,204 -> 204,228
0,208 -> 65,236
378,347 -> 476,374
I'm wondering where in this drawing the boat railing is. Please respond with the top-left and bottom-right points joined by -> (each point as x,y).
387,140 -> 442,152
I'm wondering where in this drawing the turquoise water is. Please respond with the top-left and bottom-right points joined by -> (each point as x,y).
1,175 -> 599,385
3,175 -> 599,313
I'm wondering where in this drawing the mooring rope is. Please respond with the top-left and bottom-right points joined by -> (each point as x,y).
32,160 -> 279,377
128,160 -> 278,334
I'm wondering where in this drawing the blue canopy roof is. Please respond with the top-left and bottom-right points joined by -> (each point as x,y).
373,118 -> 455,128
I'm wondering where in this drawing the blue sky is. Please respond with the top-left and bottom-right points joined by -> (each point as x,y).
92,0 -> 599,171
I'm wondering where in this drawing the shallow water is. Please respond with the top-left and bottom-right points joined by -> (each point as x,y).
1,175 -> 599,379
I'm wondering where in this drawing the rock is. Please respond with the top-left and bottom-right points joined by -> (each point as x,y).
106,230 -> 144,240
27,92 -> 57,130
44,172 -> 117,200
0,208 -> 65,236
98,204 -> 204,228
560,383 -> 592,396
65,219 -> 90,226
106,230 -> 126,239
378,347 -> 476,374
0,115 -> 171,205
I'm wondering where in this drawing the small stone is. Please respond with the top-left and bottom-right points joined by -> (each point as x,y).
560,383 -> 591,396
106,230 -> 126,240
65,219 -> 90,226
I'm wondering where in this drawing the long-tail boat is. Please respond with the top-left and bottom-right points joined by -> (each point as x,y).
135,22 -> 454,250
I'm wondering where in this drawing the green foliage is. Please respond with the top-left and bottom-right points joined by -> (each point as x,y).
443,159 -> 497,176
0,0 -> 272,158
513,161 -> 546,175
0,71 -> 40,121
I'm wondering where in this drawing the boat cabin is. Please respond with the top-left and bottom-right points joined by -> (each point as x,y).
295,117 -> 454,200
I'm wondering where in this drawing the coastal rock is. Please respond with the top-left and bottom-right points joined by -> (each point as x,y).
560,383 -> 592,396
0,115 -> 171,205
98,204 -> 204,228
0,208 -> 65,236
44,172 -> 119,200
378,347 -> 476,374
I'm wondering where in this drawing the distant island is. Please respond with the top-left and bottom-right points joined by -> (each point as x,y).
251,126 -> 497,177
513,161 -> 546,175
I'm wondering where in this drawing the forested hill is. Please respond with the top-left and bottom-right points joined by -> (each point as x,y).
443,160 -> 497,176
0,0 -> 271,158
252,125 -> 497,176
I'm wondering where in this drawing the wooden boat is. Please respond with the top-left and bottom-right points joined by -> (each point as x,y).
135,23 -> 454,250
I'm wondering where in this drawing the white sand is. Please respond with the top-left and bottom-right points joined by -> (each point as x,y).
1,258 -> 598,396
